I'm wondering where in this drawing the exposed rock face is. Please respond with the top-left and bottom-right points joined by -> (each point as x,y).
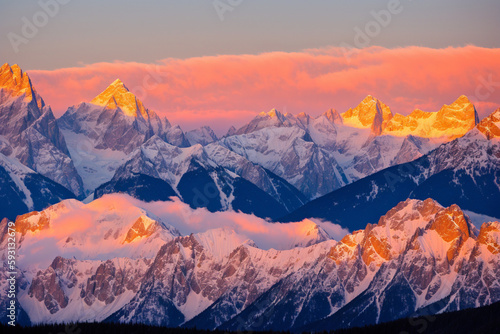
108,232 -> 336,328
28,257 -> 73,314
477,108 -> 500,139
218,200 -> 500,332
0,63 -> 83,197
341,95 -> 393,135
15,211 -> 51,236
25,257 -> 151,322
123,216 -> 160,244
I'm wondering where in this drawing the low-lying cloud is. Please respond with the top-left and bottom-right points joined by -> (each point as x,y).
130,195 -> 350,250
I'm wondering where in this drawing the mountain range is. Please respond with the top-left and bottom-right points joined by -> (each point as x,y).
0,62 -> 499,331
1,196 -> 498,332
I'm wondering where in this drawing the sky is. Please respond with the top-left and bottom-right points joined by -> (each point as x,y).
1,0 -> 499,133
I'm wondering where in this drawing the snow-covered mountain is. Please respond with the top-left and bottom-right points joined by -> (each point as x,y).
283,108 -> 500,230
222,95 -> 478,199
4,198 -> 499,331
0,63 -> 83,197
57,79 -> 190,194
94,135 -> 295,219
186,126 -> 218,146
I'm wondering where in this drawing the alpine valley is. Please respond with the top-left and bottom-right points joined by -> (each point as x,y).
1,63 -> 499,332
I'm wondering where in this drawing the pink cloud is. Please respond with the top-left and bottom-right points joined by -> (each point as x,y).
128,195 -> 349,250
27,46 -> 500,134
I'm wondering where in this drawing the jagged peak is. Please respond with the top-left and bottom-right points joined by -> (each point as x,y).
341,95 -> 393,134
91,79 -> 149,118
259,108 -> 285,120
429,204 -> 472,241
225,125 -> 237,137
110,78 -> 126,87
322,108 -> 343,124
452,94 -> 472,105
477,107 -> 500,140
0,63 -> 44,109
477,221 -> 500,254
377,198 -> 443,229
383,96 -> 478,139
438,95 -> 477,117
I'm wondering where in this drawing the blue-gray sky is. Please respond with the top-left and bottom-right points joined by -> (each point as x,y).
1,0 -> 499,70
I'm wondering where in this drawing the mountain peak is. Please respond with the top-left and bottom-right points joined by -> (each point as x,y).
476,221 -> 500,254
341,95 -> 393,135
259,108 -> 285,120
0,63 -> 44,109
111,78 -> 126,86
477,107 -> 500,140
322,108 -> 343,124
225,125 -> 237,137
453,95 -> 472,105
91,79 -> 148,118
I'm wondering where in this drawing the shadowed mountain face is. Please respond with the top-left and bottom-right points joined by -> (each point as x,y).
0,156 -> 76,220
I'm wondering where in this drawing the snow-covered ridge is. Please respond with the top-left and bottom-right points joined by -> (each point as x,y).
217,95 -> 479,200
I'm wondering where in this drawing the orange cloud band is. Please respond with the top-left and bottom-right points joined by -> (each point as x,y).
28,46 -> 500,133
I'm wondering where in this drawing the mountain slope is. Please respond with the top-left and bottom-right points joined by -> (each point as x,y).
218,126 -> 346,199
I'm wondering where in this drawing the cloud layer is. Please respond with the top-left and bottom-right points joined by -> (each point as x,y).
132,195 -> 350,250
28,46 -> 500,134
